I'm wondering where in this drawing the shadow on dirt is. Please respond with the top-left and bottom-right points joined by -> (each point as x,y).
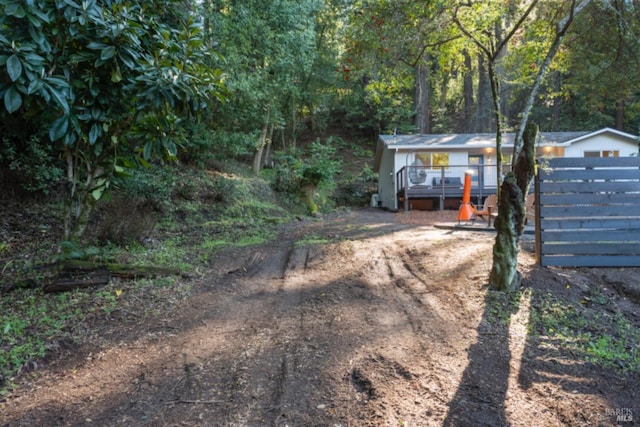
517,266 -> 640,426
443,260 -> 640,426
443,288 -> 520,426
4,209 -> 639,426
5,274 -> 412,425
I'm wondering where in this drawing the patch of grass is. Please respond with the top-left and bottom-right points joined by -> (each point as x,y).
351,143 -> 374,158
530,291 -> 640,372
0,160 -> 298,394
0,288 -> 119,391
484,288 -> 523,326
295,234 -> 335,247
126,238 -> 191,271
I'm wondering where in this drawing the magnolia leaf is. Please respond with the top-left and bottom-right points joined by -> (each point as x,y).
137,156 -> 151,168
6,54 -> 22,82
27,79 -> 44,94
100,46 -> 115,61
143,140 -> 153,160
49,115 -> 69,141
110,68 -> 122,83
4,86 -> 22,113
5,2 -> 26,18
45,83 -> 70,114
165,140 -> 178,157
89,123 -> 100,144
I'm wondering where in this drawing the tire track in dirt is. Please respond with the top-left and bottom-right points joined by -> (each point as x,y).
188,241 -> 310,426
3,209 -> 638,427
324,227 -> 497,426
229,243 -> 312,425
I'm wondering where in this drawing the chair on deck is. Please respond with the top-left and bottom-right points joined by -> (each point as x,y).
474,194 -> 498,225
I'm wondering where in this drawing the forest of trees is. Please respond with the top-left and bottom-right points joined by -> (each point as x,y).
1,0 -> 640,239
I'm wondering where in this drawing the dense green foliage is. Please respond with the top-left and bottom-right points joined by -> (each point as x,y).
0,0 -> 223,240
1,0 -> 639,233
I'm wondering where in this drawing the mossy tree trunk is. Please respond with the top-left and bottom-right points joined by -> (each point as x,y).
253,118 -> 271,175
489,122 -> 537,291
303,185 -> 319,216
63,146 -> 105,243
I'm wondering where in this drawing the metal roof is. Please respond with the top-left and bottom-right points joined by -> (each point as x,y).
379,131 -> 594,149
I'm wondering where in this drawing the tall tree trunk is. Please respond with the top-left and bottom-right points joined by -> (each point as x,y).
489,122 -> 537,291
253,116 -> 270,175
290,95 -> 297,147
414,55 -> 430,133
616,99 -> 624,130
476,55 -> 491,132
552,72 -> 562,131
488,60 -> 503,197
440,61 -> 448,112
262,123 -> 274,168
463,51 -> 475,132
63,147 -> 102,243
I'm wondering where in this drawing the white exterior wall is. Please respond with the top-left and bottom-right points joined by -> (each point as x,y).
375,129 -> 638,211
377,148 -> 398,210
563,135 -> 638,157
449,152 -> 468,167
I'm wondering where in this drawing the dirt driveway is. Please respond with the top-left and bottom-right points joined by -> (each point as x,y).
1,208 -> 638,426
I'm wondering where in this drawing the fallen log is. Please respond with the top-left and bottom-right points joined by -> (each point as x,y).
37,261 -> 188,293
4,260 -> 189,294
60,260 -> 185,278
43,269 -> 111,293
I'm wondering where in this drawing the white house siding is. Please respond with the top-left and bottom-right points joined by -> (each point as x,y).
563,134 -> 638,157
377,148 -> 398,210
374,128 -> 639,211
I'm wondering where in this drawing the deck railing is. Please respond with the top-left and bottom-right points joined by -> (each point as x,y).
396,164 -> 510,210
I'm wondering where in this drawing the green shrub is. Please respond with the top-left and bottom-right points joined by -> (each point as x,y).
209,130 -> 258,160
180,122 -> 216,166
114,166 -> 177,210
0,135 -> 64,194
271,151 -> 304,193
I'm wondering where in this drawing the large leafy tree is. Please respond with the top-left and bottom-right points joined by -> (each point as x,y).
0,0 -> 223,241
552,0 -> 640,132
205,0 -> 323,173
341,0 -> 455,135
452,0 -> 591,291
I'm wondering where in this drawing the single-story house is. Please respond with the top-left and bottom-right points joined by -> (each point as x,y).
373,127 -> 639,211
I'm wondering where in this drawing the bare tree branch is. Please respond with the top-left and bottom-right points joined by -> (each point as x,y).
513,0 -> 593,159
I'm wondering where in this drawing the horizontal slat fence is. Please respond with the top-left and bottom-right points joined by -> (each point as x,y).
535,157 -> 640,267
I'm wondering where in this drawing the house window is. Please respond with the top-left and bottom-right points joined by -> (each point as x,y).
433,153 -> 449,167
415,153 -> 449,169
585,150 -> 619,157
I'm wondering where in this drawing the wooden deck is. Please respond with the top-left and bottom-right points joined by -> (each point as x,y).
397,186 -> 498,211
396,165 -> 500,211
